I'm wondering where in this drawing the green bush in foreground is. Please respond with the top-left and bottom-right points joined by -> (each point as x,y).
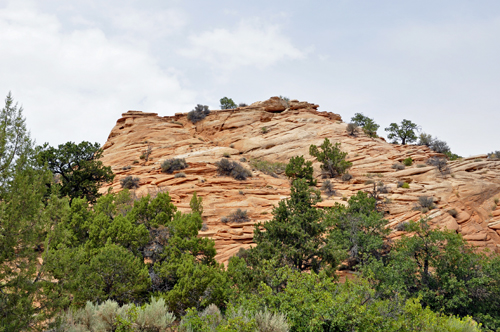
230,269 -> 480,332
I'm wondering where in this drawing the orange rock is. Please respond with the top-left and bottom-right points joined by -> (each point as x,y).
99,97 -> 500,265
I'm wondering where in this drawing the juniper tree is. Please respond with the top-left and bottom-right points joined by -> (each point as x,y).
385,119 -> 419,145
309,138 -> 352,178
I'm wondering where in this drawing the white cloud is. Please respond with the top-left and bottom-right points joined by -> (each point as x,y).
179,18 -> 305,69
0,2 -> 194,146
110,7 -> 186,40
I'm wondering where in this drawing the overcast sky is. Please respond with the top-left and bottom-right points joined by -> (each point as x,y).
1,0 -> 500,157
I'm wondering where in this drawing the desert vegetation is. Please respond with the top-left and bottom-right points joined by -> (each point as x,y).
187,104 -> 210,123
309,138 -> 352,178
351,113 -> 380,137
161,158 -> 188,174
215,158 -> 252,180
3,93 -> 500,332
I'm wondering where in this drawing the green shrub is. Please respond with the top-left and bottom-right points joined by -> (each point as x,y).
402,157 -> 413,166
418,133 -> 433,146
418,196 -> 435,210
122,165 -> 132,170
179,306 -> 257,332
284,156 -> 316,185
261,127 -> 269,134
223,209 -> 250,223
321,179 -> 335,197
223,152 -> 231,158
190,191 -> 203,216
444,151 -> 461,160
251,159 -> 286,178
120,176 -> 140,189
187,104 -> 210,124
426,157 -> 450,176
430,138 -> 450,154
161,158 -> 188,174
346,123 -> 358,136
398,181 -> 410,189
309,138 -> 352,178
279,95 -> 290,108
488,151 -> 500,159
215,158 -> 252,180
220,97 -> 237,110
174,172 -> 186,178
351,113 -> 380,137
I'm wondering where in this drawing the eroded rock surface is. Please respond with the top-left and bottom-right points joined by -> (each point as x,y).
100,97 -> 500,264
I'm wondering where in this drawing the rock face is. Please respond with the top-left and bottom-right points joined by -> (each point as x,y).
100,97 -> 500,264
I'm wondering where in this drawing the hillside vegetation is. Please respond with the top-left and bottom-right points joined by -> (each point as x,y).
2,95 -> 500,331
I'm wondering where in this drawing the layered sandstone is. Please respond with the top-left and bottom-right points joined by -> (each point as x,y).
99,97 -> 500,264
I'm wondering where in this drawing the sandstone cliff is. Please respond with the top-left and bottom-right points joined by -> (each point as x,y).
100,97 -> 500,264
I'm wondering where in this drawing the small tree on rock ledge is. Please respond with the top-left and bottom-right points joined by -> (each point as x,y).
309,138 -> 352,178
385,119 -> 419,145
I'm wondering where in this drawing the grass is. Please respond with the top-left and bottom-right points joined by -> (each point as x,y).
250,159 -> 286,177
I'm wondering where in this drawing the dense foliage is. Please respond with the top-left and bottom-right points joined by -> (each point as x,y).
284,155 -> 316,186
1,94 -> 499,331
37,141 -> 115,204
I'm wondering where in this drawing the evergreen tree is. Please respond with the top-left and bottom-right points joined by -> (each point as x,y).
248,179 -> 340,275
284,155 -> 316,186
220,97 -> 237,110
309,138 -> 352,178
385,119 -> 419,145
326,191 -> 389,270
351,113 -> 380,138
37,141 -> 115,204
0,92 -> 32,196
364,217 -> 500,330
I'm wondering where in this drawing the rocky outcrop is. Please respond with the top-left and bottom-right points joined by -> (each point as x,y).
99,97 -> 500,264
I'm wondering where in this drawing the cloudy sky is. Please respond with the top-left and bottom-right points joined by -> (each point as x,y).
1,0 -> 500,157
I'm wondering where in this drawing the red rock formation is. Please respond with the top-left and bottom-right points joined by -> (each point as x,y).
100,97 -> 500,264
